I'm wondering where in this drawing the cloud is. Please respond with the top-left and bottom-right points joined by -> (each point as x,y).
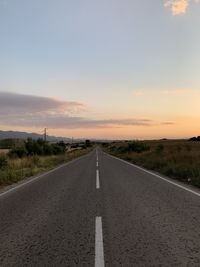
132,90 -> 145,97
161,88 -> 193,95
0,92 -> 85,115
161,121 -> 175,125
132,88 -> 199,97
164,0 -> 199,15
164,0 -> 188,15
0,92 -> 173,129
0,114 -> 173,129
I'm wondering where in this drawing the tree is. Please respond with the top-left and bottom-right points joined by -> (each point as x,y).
85,139 -> 91,147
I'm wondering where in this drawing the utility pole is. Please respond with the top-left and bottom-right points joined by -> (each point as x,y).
44,128 -> 47,142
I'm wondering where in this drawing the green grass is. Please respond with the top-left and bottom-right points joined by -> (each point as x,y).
103,140 -> 200,188
0,148 -> 91,186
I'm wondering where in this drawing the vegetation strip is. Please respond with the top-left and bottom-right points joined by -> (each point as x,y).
102,139 -> 200,188
0,138 -> 92,186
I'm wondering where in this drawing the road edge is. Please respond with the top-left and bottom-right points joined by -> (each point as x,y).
0,150 -> 92,197
104,151 -> 200,198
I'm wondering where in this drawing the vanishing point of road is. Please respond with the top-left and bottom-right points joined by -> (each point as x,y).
1,148 -> 200,266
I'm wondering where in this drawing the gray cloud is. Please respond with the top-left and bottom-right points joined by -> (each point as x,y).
0,92 -> 174,129
0,114 -> 173,129
0,92 -> 85,115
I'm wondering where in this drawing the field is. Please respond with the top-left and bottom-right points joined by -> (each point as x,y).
0,148 -> 91,186
0,149 -> 10,154
103,139 -> 200,188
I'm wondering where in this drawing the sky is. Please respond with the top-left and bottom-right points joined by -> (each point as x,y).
0,0 -> 200,139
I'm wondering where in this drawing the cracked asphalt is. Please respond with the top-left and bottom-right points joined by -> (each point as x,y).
1,148 -> 200,266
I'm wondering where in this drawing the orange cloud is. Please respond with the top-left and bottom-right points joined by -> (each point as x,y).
164,0 -> 189,15
132,88 -> 199,97
0,92 -> 173,130
164,0 -> 199,15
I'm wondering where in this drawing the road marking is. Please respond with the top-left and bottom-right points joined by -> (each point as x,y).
95,217 -> 105,267
106,153 -> 200,198
96,161 -> 99,167
96,169 -> 100,189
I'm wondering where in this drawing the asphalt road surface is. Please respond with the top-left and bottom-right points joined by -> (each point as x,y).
1,148 -> 200,266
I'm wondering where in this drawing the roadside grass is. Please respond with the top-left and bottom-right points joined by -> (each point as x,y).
103,140 -> 200,188
0,148 -> 91,186
0,149 -> 10,155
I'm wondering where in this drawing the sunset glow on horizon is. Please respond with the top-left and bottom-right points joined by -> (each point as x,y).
0,0 -> 200,139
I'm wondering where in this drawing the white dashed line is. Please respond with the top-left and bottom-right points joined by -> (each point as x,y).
96,169 -> 100,189
95,217 -> 105,267
96,161 -> 99,167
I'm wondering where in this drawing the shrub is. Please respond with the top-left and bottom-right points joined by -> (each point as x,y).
103,140 -> 200,188
127,141 -> 150,153
24,138 -> 66,156
113,141 -> 150,154
184,144 -> 192,152
156,144 -> 164,154
0,155 -> 8,169
52,142 -> 66,155
189,137 -> 197,141
32,155 -> 40,165
85,139 -> 91,147
0,138 -> 23,149
189,136 -> 200,142
25,138 -> 44,155
43,143 -> 53,155
9,146 -> 27,158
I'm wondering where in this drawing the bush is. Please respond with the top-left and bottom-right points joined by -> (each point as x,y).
52,142 -> 66,155
25,138 -> 44,155
85,139 -> 91,147
32,155 -> 40,165
156,144 -> 164,154
9,146 -> 27,158
0,155 -> 8,169
8,138 -> 67,159
43,143 -> 53,155
189,136 -> 200,142
0,138 -> 23,149
128,141 -> 150,153
103,140 -> 200,188
116,141 -> 150,154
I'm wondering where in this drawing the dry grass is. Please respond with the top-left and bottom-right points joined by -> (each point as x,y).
104,140 -> 200,188
0,148 -> 91,186
0,149 -> 10,155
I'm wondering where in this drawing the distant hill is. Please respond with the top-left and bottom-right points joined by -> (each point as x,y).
0,130 -> 71,142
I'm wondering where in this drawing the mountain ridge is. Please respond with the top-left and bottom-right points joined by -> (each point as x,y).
0,130 -> 72,142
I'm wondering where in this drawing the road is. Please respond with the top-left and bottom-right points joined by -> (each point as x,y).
1,148 -> 200,266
